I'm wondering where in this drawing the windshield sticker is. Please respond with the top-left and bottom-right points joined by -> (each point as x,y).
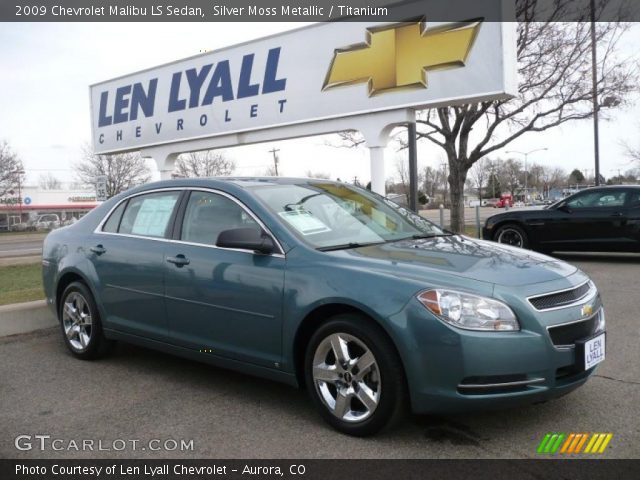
278,210 -> 331,235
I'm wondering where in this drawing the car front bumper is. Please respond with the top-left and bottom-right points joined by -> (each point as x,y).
387,299 -> 603,415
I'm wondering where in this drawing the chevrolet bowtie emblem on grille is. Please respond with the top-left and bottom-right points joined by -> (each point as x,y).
581,304 -> 594,317
323,20 -> 481,96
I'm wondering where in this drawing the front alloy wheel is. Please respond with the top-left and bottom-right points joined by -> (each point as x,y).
305,314 -> 406,436
312,333 -> 381,423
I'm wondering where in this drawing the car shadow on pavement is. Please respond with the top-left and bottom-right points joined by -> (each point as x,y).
107,340 -> 581,453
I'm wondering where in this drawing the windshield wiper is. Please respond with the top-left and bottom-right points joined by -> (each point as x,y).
317,241 -> 385,252
388,233 -> 453,242
411,233 -> 451,239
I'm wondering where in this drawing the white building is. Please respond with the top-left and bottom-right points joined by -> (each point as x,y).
0,185 -> 99,230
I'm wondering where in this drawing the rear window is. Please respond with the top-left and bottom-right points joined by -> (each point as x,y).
102,201 -> 127,233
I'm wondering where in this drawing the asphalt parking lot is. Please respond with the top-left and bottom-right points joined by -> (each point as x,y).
1,254 -> 638,459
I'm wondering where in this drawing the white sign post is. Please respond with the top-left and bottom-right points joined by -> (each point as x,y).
90,5 -> 516,193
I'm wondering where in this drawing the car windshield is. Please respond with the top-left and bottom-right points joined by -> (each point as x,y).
251,182 -> 446,250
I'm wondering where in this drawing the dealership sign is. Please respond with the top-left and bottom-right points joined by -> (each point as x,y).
90,16 -> 516,154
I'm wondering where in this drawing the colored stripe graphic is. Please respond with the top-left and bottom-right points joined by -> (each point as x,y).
550,433 -> 565,453
537,433 -> 565,454
537,433 -> 552,453
574,433 -> 589,453
539,433 -> 613,454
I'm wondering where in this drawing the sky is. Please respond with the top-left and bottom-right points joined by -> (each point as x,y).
1,22 -> 639,188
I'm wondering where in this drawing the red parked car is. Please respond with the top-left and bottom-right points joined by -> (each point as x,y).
494,194 -> 513,208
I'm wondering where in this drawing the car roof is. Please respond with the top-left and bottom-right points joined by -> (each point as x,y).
128,176 -> 344,193
577,185 -> 640,189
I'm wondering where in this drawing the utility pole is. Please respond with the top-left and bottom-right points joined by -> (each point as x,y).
441,162 -> 448,207
407,122 -> 419,213
590,0 -> 601,186
268,147 -> 280,176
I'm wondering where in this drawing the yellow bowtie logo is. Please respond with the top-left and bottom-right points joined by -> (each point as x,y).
323,20 -> 481,96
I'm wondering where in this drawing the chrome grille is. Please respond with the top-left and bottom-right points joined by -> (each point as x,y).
528,282 -> 592,311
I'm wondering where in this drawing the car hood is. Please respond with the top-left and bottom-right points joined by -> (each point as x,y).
332,235 -> 577,287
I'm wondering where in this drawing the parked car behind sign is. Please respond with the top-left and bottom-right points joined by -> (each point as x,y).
483,185 -> 640,253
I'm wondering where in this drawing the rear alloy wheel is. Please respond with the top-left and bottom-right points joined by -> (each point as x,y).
495,224 -> 529,249
62,291 -> 93,351
305,315 -> 406,436
59,282 -> 113,360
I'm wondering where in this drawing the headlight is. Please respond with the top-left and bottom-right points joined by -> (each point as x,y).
417,289 -> 520,331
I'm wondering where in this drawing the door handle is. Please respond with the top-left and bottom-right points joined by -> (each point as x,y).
90,245 -> 106,255
611,212 -> 624,217
166,254 -> 190,267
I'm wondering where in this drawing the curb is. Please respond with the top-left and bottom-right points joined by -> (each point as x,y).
0,300 -> 57,337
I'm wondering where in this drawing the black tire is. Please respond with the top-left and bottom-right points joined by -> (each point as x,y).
494,223 -> 529,249
304,314 -> 407,436
58,281 -> 113,360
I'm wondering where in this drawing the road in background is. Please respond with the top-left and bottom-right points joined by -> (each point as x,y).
420,206 -> 529,228
0,233 -> 45,259
1,255 -> 638,459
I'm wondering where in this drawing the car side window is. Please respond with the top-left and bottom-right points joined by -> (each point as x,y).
102,201 -> 127,233
181,191 -> 259,246
627,191 -> 640,208
566,190 -> 626,209
118,191 -> 181,238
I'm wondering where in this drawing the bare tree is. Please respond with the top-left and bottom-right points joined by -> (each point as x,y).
624,142 -> 640,166
395,157 -> 411,204
416,11 -> 636,231
174,150 -> 235,178
261,165 -> 279,176
498,158 -> 524,198
75,145 -> 151,198
469,158 -> 491,202
540,165 -> 567,196
38,172 -> 62,190
422,165 -> 444,200
0,141 -> 25,197
326,131 -> 366,149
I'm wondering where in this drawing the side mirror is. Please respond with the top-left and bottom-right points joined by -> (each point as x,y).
216,227 -> 276,254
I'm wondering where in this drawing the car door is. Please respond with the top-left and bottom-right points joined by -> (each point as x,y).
90,190 -> 183,341
164,189 -> 285,368
624,189 -> 640,251
540,189 -> 628,251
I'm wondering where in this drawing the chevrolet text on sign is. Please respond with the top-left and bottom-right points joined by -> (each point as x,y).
90,9 -> 516,154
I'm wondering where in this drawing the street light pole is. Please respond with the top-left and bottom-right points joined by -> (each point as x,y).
506,148 -> 548,204
590,0 -> 601,186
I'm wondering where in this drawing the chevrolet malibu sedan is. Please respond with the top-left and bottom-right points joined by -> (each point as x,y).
42,178 -> 606,436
